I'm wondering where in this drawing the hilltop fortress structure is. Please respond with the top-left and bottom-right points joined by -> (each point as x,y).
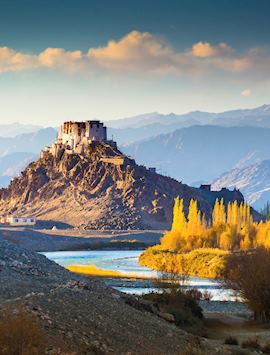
42,120 -> 117,158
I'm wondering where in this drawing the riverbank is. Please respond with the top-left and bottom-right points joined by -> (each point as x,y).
66,264 -> 151,278
139,246 -> 228,279
0,239 -> 242,354
0,226 -> 162,252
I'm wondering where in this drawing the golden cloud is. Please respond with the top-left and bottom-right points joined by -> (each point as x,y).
0,47 -> 38,73
191,41 -> 232,58
38,48 -> 83,70
0,31 -> 268,78
88,31 -> 178,74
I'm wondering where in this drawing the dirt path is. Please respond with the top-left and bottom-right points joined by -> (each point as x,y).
204,312 -> 270,347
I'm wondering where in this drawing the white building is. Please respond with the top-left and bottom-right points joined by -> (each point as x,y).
58,120 -> 107,150
4,216 -> 36,226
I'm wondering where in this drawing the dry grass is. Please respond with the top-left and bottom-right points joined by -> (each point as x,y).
0,306 -> 47,355
66,264 -> 144,278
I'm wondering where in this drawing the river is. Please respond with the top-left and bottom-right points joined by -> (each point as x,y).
43,249 -> 235,301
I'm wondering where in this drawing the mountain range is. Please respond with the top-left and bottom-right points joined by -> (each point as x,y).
1,104 -> 270,208
0,128 -> 57,187
212,160 -> 270,210
0,123 -> 43,137
123,125 -> 270,184
107,104 -> 270,145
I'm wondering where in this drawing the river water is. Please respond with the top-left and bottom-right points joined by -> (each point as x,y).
43,250 -> 235,301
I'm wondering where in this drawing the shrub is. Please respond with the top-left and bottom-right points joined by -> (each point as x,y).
144,288 -> 203,334
202,290 -> 213,301
223,248 -> 270,321
224,336 -> 239,345
262,343 -> 270,354
185,288 -> 202,301
0,306 -> 47,355
241,337 -> 261,350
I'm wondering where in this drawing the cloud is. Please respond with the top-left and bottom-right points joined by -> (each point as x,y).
0,47 -> 38,73
241,89 -> 252,96
0,31 -> 269,79
38,48 -> 83,71
191,41 -> 232,58
88,31 -> 179,74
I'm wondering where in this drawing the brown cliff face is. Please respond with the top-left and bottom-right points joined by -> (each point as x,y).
0,142 -> 244,229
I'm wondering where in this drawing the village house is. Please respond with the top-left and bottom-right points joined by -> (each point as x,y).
0,215 -> 36,226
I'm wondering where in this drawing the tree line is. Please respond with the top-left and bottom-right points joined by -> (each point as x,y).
161,197 -> 270,251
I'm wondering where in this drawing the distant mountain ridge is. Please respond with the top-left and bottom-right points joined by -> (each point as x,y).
0,128 -> 57,187
1,104 -> 270,190
0,123 -> 43,137
106,104 -> 270,145
107,105 -> 270,129
0,127 -> 57,156
123,125 -> 270,184
212,160 -> 270,209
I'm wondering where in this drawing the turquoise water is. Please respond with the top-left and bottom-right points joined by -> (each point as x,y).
43,250 -> 235,301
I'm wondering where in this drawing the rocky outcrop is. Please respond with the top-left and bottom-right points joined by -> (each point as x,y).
0,142 -> 245,229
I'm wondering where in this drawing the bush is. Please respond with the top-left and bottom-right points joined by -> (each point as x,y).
0,306 -> 47,355
223,248 -> 270,321
139,247 -> 228,279
202,290 -> 213,301
262,343 -> 270,354
224,336 -> 238,345
185,288 -> 202,301
144,289 -> 203,334
241,337 -> 261,350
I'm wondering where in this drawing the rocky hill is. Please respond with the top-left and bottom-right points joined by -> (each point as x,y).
0,141 -> 245,229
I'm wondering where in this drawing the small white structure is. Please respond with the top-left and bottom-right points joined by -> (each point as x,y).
5,216 -> 36,226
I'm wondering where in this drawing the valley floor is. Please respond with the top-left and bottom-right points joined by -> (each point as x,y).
204,312 -> 270,349
0,226 -> 163,252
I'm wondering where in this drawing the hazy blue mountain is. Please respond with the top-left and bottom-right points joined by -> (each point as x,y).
0,122 -> 43,137
0,127 -> 57,156
106,105 -> 270,145
122,125 -> 270,184
0,128 -> 56,187
0,152 -> 38,187
106,112 -> 213,129
212,160 -> 270,209
107,105 -> 270,128
107,119 -> 200,145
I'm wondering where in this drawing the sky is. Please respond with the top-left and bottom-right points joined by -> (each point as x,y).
0,0 -> 269,126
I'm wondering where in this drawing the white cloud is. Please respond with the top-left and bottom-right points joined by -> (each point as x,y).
241,89 -> 252,97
